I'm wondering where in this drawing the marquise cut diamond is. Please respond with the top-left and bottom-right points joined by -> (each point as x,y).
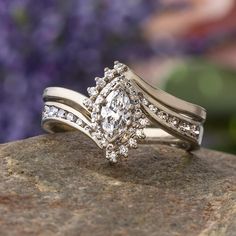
100,88 -> 132,140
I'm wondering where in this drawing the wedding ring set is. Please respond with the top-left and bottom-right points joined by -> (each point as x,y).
41,61 -> 206,163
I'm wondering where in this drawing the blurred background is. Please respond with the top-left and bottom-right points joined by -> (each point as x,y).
0,0 -> 235,153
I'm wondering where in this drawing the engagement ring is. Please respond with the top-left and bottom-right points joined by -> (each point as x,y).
41,61 -> 206,163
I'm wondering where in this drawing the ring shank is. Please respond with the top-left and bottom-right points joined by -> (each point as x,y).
43,117 -> 193,150
143,128 -> 194,150
42,86 -> 204,151
125,69 -> 206,122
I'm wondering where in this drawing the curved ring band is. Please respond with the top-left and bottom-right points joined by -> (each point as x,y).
42,61 -> 206,163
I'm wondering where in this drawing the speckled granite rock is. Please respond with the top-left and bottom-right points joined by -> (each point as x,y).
0,132 -> 235,236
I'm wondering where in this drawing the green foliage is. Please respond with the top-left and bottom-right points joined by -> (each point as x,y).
164,58 -> 236,153
164,58 -> 236,117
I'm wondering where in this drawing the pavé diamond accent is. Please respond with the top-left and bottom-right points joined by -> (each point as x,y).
140,118 -> 150,127
180,122 -> 191,133
158,111 -> 168,121
119,145 -> 128,157
82,62 -> 150,162
114,61 -> 127,74
136,129 -> 146,139
87,87 -> 98,97
191,125 -> 200,137
142,99 -> 201,140
42,105 -> 101,145
95,77 -> 106,87
169,117 -> 179,127
129,138 -> 138,148
48,106 -> 58,116
149,104 -> 158,113
76,118 -> 83,126
83,98 -> 93,110
58,109 -> 65,118
142,98 -> 149,106
44,105 -> 50,113
66,113 -> 74,121
105,69 -> 116,80
106,151 -> 117,163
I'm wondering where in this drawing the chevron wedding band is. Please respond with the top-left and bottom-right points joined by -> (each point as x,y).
41,61 -> 206,163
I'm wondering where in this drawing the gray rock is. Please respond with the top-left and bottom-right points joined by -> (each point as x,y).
0,132 -> 235,236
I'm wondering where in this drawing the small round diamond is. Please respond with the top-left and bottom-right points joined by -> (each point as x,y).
43,106 -> 50,118
57,109 -> 65,118
106,144 -> 117,161
136,129 -> 146,139
105,69 -> 115,80
114,62 -> 126,74
87,87 -> 98,97
66,113 -> 74,122
129,138 -> 137,148
44,105 -> 50,113
48,106 -> 58,117
179,122 -> 191,133
142,98 -> 149,106
158,111 -> 168,121
83,98 -> 93,109
107,151 -> 117,163
128,127 -> 135,134
191,125 -> 200,137
169,117 -> 179,127
140,118 -> 150,127
119,145 -> 128,157
76,118 -> 83,126
149,104 -> 158,113
96,77 -> 106,87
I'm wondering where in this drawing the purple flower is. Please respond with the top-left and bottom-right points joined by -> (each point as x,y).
0,0 -> 159,142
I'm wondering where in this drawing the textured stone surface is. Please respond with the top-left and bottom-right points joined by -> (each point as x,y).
0,132 -> 235,236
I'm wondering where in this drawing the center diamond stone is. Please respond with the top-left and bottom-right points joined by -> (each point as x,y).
100,88 -> 132,140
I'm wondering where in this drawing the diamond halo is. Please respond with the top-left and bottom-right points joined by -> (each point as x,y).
84,62 -> 149,162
